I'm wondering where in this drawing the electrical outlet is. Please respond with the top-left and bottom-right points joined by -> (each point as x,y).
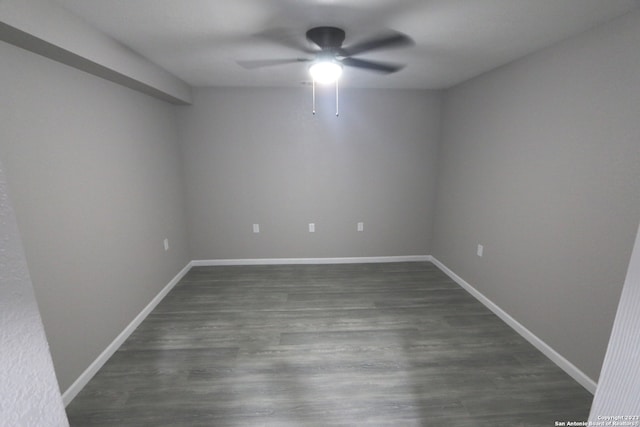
252,224 -> 260,233
477,244 -> 483,257
357,222 -> 364,232
308,223 -> 315,233
164,238 -> 169,251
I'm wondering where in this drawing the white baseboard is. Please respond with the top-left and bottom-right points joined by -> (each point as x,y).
430,256 -> 597,394
61,261 -> 192,406
192,255 -> 431,267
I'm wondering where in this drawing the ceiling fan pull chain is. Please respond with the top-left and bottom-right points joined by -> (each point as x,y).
312,79 -> 316,115
335,79 -> 339,117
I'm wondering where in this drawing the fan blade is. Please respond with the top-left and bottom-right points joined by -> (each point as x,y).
342,57 -> 405,74
237,58 -> 311,70
253,28 -> 316,54
341,31 -> 413,56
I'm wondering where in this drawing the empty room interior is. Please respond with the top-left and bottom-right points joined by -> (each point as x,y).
2,0 -> 640,425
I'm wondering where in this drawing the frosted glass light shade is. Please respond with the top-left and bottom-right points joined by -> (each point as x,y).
309,61 -> 343,84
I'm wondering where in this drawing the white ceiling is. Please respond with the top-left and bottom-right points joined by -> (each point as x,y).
53,0 -> 638,89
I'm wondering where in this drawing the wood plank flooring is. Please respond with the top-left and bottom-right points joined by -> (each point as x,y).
66,262 -> 593,426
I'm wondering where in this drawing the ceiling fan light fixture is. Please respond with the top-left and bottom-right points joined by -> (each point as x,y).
309,60 -> 343,84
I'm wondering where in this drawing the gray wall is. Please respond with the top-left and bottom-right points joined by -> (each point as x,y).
0,41 -> 190,392
178,87 -> 441,260
1,157 -> 68,426
432,10 -> 640,381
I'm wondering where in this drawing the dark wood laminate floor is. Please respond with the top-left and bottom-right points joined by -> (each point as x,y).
66,262 -> 593,426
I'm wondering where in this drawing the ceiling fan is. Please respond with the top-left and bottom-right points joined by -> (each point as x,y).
238,26 -> 414,84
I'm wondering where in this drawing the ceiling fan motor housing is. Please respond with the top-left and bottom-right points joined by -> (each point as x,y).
306,27 -> 346,50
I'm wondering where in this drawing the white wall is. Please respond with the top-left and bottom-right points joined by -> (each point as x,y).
433,10 -> 640,383
590,220 -> 640,417
0,40 -> 190,393
178,87 -> 442,260
0,158 -> 68,427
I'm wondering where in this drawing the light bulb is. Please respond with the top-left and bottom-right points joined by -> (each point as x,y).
309,61 -> 343,84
